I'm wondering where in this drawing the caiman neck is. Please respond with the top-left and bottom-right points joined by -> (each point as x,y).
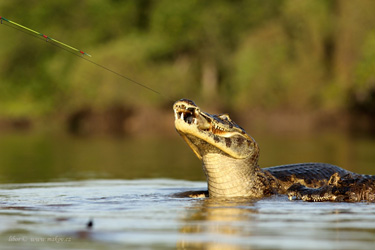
202,153 -> 269,198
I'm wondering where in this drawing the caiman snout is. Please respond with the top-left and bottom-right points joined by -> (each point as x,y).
174,104 -> 199,125
173,99 -> 211,130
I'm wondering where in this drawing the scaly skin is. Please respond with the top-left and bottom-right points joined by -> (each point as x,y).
173,99 -> 375,202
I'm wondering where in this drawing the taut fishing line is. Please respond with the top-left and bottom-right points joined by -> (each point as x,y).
0,16 -> 170,100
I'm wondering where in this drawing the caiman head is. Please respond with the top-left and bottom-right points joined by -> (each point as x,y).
173,99 -> 259,162
173,99 -> 264,197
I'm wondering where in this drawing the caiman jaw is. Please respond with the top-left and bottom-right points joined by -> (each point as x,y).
173,99 -> 259,161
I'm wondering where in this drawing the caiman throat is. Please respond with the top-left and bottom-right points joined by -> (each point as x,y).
173,99 -> 375,202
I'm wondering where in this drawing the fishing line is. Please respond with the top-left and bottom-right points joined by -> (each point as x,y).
0,16 -> 171,100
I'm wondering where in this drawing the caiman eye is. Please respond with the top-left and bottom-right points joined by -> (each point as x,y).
219,114 -> 231,121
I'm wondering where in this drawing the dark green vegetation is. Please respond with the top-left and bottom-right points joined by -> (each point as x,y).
1,0 -> 375,133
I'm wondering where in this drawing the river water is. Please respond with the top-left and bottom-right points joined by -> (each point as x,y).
0,131 -> 374,249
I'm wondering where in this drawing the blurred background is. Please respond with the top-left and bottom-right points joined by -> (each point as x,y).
0,0 -> 374,183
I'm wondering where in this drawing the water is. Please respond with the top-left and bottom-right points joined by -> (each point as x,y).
0,131 -> 375,249
0,179 -> 374,250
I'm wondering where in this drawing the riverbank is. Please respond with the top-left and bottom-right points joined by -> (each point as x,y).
0,105 -> 373,137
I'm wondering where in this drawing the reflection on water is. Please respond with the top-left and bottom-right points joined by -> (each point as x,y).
179,197 -> 257,250
0,132 -> 202,183
0,130 -> 374,183
0,179 -> 374,250
0,130 -> 374,249
178,196 -> 375,250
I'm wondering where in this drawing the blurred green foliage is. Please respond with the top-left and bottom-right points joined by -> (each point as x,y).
1,0 -> 375,119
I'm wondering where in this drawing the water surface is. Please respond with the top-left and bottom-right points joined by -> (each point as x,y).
0,179 -> 374,250
0,131 -> 374,249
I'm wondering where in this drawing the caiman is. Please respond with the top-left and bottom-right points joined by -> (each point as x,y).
173,99 -> 375,202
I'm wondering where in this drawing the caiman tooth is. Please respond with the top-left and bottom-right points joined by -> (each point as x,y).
180,112 -> 184,120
